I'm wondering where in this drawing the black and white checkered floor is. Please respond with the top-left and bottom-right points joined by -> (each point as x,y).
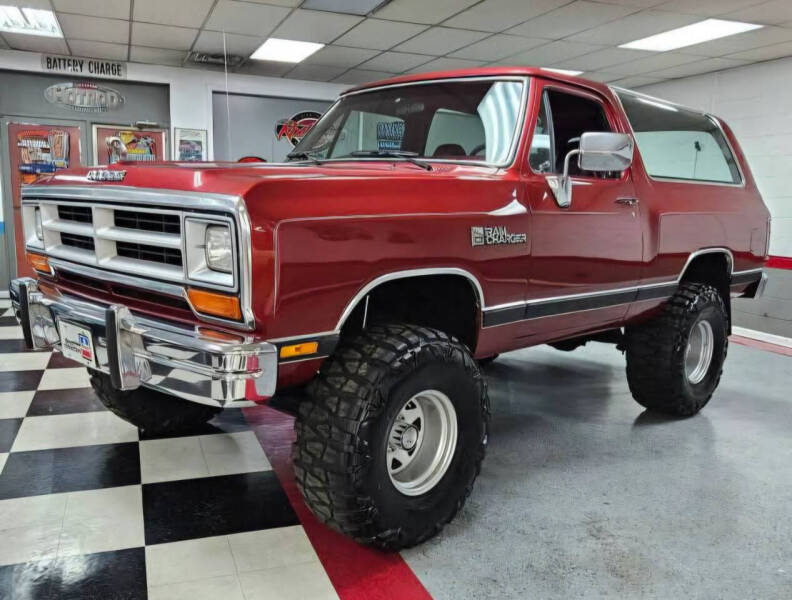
0,299 -> 339,600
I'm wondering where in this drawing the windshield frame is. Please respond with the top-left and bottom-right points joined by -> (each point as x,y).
290,75 -> 531,169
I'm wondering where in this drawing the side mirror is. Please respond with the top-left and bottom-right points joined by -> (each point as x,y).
546,132 -> 634,209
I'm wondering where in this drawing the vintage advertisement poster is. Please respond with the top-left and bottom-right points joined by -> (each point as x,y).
93,126 -> 166,165
175,128 -> 207,161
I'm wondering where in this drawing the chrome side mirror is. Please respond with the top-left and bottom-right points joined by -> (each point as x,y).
546,132 -> 634,209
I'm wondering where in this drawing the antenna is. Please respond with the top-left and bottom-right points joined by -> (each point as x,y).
223,30 -> 232,161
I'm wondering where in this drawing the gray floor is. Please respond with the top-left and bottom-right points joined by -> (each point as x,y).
403,341 -> 792,600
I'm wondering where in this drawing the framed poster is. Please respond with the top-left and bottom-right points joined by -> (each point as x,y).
174,128 -> 207,162
92,124 -> 167,165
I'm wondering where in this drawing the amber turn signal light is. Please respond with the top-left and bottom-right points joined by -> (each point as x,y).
26,252 -> 51,274
187,288 -> 242,320
280,341 -> 319,359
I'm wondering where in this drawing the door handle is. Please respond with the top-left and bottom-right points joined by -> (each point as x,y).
615,197 -> 639,206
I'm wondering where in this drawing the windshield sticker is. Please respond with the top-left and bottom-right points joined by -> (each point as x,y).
377,121 -> 404,151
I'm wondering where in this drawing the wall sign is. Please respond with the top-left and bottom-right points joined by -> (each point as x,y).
275,111 -> 321,147
44,82 -> 125,113
42,54 -> 127,79
174,128 -> 207,161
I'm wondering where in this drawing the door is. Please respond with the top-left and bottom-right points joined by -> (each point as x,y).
3,120 -> 83,280
93,125 -> 167,165
522,83 -> 643,338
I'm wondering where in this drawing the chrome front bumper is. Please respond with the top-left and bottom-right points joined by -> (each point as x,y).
10,277 -> 277,408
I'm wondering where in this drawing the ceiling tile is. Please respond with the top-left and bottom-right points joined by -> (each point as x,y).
394,27 -> 489,55
2,33 -> 69,53
132,22 -> 197,50
68,40 -> 129,61
725,0 -> 792,25
130,45 -> 186,66
134,0 -> 215,28
651,57 -> 749,79
602,52 -> 702,77
192,31 -> 263,56
302,0 -> 384,15
333,68 -> 394,84
236,60 -> 294,76
334,18 -> 428,50
682,25 -> 792,57
444,0 -> 570,32
303,45 -> 379,67
565,10 -> 701,46
609,75 -> 666,89
358,51 -> 433,72
205,1 -> 290,37
406,56 -> 487,73
241,0 -> 301,5
52,0 -> 130,20
286,63 -> 347,81
507,1 -> 639,40
579,71 -> 624,83
449,34 -> 548,61
727,40 -> 792,61
2,0 -> 52,9
271,9 -> 363,44
548,47 -> 652,71
57,14 -> 130,44
660,0 -> 767,16
590,0 -> 664,6
506,40 -> 607,67
374,0 -> 479,25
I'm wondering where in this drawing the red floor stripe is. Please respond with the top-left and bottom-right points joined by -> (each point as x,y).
730,334 -> 792,357
767,255 -> 792,270
243,406 -> 433,600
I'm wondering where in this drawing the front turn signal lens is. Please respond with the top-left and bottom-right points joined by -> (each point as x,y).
280,341 -> 319,359
188,288 -> 242,320
26,252 -> 51,274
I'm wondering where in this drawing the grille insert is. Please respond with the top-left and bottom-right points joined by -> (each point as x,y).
60,233 -> 95,251
117,241 -> 183,267
58,205 -> 93,223
115,210 -> 180,234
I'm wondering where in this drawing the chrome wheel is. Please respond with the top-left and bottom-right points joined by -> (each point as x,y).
685,319 -> 714,384
387,390 -> 458,497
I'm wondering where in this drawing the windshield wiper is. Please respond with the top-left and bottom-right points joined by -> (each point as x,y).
349,150 -> 433,171
286,151 -> 324,165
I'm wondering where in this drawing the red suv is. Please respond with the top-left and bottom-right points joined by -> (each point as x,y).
11,67 -> 769,550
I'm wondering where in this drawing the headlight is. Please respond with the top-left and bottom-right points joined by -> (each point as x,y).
205,224 -> 232,273
34,207 -> 43,240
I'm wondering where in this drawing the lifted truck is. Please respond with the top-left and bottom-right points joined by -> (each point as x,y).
11,67 -> 769,550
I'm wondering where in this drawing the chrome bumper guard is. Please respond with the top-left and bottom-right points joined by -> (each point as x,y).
9,277 -> 277,408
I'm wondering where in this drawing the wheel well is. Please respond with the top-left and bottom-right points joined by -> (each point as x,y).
340,275 -> 480,350
680,252 -> 732,330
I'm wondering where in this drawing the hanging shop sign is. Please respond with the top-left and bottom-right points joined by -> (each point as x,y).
41,54 -> 127,79
275,111 -> 321,147
44,82 -> 125,113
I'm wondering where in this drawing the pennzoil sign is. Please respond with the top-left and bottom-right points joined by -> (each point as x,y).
44,82 -> 125,113
275,111 -> 321,146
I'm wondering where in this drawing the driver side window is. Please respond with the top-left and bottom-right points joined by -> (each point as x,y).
529,89 -> 615,177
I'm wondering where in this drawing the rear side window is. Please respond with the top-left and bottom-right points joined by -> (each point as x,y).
617,92 -> 741,184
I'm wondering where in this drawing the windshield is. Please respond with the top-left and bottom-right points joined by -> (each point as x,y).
291,78 -> 527,166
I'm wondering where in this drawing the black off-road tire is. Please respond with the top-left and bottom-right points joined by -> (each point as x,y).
293,323 -> 489,550
625,282 -> 728,416
89,371 -> 221,435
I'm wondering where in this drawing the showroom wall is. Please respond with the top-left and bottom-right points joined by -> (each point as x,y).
640,56 -> 792,338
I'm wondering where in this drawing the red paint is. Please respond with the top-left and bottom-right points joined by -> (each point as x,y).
730,335 -> 792,357
243,406 -> 433,600
767,255 -> 792,270
33,67 -> 770,389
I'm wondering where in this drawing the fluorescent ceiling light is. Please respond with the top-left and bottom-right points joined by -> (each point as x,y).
619,19 -> 762,52
542,68 -> 583,76
250,38 -> 324,63
0,6 -> 62,37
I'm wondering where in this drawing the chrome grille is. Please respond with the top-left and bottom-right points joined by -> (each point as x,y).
24,200 -> 235,290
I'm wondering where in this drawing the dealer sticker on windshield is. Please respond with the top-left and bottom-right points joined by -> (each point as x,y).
59,321 -> 96,367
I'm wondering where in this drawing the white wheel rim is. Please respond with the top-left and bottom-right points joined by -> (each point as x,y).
387,390 -> 458,497
685,319 -> 714,385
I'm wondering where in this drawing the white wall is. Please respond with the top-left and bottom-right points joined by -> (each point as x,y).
0,49 -> 347,162
638,56 -> 792,259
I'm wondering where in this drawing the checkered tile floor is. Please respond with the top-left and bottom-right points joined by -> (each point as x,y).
0,300 -> 339,600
